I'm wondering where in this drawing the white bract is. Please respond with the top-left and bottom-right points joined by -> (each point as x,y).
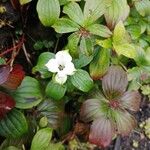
45,50 -> 76,84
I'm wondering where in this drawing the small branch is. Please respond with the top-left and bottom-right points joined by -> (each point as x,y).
114,136 -> 121,150
22,43 -> 32,66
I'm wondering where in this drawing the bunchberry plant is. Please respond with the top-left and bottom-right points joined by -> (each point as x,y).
80,66 -> 141,147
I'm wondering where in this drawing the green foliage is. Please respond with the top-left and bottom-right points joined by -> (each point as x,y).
31,128 -> 53,150
37,0 -> 60,26
0,109 -> 28,138
12,76 -> 43,109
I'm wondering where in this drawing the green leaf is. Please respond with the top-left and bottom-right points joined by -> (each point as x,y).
32,52 -> 55,78
104,0 -> 130,29
80,37 -> 94,56
135,0 -> 150,16
31,128 -> 53,150
19,0 -> 32,5
67,32 -> 80,58
12,76 -> 43,109
0,58 -> 6,65
0,109 -> 28,138
70,69 -> 94,92
86,24 -> 112,38
52,18 -> 80,33
83,0 -> 111,26
73,54 -> 93,69
63,2 -> 84,25
37,0 -> 60,26
127,25 -> 141,40
113,22 -> 136,58
113,21 -> 127,45
96,38 -> 112,49
46,143 -> 65,150
113,43 -> 136,59
45,81 -> 67,100
89,49 -> 110,79
37,100 -> 60,128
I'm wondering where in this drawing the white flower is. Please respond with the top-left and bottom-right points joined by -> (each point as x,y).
45,50 -> 76,84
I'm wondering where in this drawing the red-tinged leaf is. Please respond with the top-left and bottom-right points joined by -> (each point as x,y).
0,92 -> 16,119
89,117 -> 115,147
80,98 -> 106,122
10,0 -> 20,10
102,66 -> 128,100
2,64 -> 25,90
119,91 -> 141,112
0,65 -> 11,85
115,110 -> 136,136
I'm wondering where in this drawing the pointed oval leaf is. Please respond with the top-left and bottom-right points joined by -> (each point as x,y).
83,0 -> 111,26
0,109 -> 28,138
89,117 -> 114,147
37,0 -> 60,26
0,92 -> 16,119
3,146 -> 20,150
52,18 -> 80,33
119,91 -> 141,112
104,0 -> 130,29
80,98 -> 106,122
12,76 -> 43,109
0,65 -> 10,85
102,66 -> 128,99
67,32 -> 81,58
32,52 -> 55,78
79,37 -> 94,56
115,110 -> 136,136
86,24 -> 112,38
135,0 -> 150,16
2,64 -> 25,90
89,48 -> 110,80
45,81 -> 67,100
31,128 -> 53,150
70,69 -> 93,92
63,2 -> 84,25
37,100 -> 60,128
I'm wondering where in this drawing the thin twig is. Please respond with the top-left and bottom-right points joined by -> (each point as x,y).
22,43 -> 32,66
54,38 -> 59,53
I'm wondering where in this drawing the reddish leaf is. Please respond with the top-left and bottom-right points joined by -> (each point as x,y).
115,110 -> 136,136
80,98 -> 106,122
0,92 -> 16,119
89,117 -> 114,147
119,91 -> 141,112
10,0 -> 20,10
2,64 -> 25,90
0,65 -> 11,85
102,66 -> 128,100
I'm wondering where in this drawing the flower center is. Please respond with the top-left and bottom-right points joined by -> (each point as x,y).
58,65 -> 65,71
109,100 -> 120,109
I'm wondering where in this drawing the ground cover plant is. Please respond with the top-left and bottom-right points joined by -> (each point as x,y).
0,0 -> 150,149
